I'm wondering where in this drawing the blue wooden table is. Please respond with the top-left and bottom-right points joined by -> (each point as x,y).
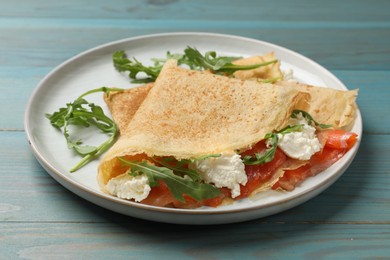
1,0 -> 390,258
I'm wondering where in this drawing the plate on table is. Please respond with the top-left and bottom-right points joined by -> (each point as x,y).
25,32 -> 362,225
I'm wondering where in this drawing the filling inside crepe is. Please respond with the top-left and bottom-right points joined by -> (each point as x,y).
97,58 -> 358,209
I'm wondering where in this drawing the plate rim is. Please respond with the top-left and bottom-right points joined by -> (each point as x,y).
24,32 -> 363,222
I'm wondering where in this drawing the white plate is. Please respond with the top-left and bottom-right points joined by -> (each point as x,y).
25,32 -> 362,225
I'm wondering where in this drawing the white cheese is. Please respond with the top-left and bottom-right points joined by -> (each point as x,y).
282,69 -> 296,81
106,173 -> 151,202
277,113 -> 322,160
190,153 -> 247,198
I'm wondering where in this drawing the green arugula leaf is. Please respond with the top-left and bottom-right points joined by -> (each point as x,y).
291,110 -> 332,129
151,154 -> 222,182
118,158 -> 221,202
151,157 -> 202,182
112,47 -> 278,82
46,87 -> 123,172
183,47 -> 278,75
242,110 -> 331,165
257,77 -> 282,84
182,47 -> 239,72
113,51 -> 161,83
242,125 -> 304,165
242,133 -> 279,165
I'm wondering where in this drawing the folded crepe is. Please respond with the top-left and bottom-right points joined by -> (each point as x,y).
104,83 -> 153,133
231,54 -> 358,129
274,81 -> 358,130
104,53 -> 282,135
105,54 -> 358,134
98,60 -> 310,189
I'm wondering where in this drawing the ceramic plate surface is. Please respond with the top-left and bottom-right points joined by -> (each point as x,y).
25,32 -> 362,225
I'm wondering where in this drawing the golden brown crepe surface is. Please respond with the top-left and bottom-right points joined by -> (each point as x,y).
98,60 -> 309,187
104,83 -> 153,133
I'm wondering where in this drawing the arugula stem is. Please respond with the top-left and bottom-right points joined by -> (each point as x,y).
78,87 -> 123,99
221,59 -> 278,71
70,130 -> 117,172
292,110 -> 332,129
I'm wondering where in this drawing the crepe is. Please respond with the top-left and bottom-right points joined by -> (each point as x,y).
104,83 -> 153,133
274,81 -> 358,130
98,60 -> 310,187
105,79 -> 358,135
104,53 -> 281,133
230,53 -> 358,129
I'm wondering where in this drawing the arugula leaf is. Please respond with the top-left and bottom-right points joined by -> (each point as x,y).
243,125 -> 303,165
242,110 -> 331,165
183,47 -> 278,75
113,51 -> 161,83
242,125 -> 304,165
242,133 -> 278,165
151,157 -> 202,182
118,158 -> 221,202
113,47 -> 278,82
182,47 -> 239,72
291,110 -> 332,129
257,77 -> 282,84
113,50 -> 193,83
46,87 -> 123,172
151,154 -> 222,182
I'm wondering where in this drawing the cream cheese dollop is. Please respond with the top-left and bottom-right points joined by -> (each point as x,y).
106,173 -> 151,202
276,113 -> 322,160
190,153 -> 247,198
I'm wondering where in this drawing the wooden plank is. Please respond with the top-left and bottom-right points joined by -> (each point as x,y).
0,131 -> 110,222
333,70 -> 390,134
0,25 -> 389,70
0,0 -> 389,23
1,222 -> 390,259
0,67 -> 50,131
1,0 -> 388,258
1,131 -> 389,223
